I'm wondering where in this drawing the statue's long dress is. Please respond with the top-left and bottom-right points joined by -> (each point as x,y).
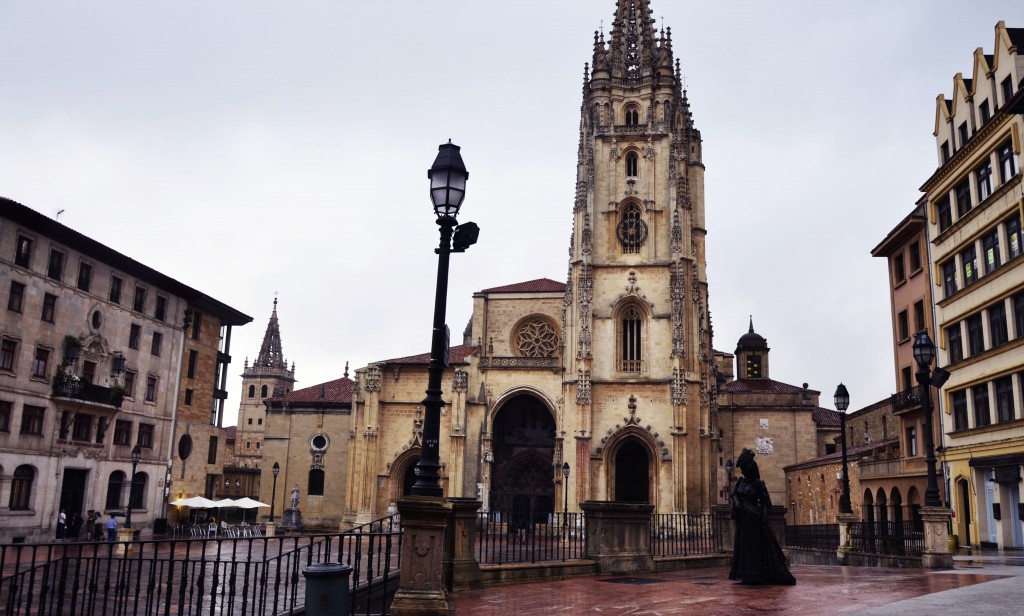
728,476 -> 796,585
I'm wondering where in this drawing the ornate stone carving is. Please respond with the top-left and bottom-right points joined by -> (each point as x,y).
671,209 -> 682,254
452,369 -> 468,393
479,356 -> 561,369
671,368 -> 687,405
670,261 -> 686,359
581,212 -> 592,255
576,369 -> 591,404
365,366 -> 382,392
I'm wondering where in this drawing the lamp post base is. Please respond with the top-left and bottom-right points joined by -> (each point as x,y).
264,522 -> 276,537
920,506 -> 954,569
390,495 -> 452,616
835,512 -> 859,565
116,527 -> 136,556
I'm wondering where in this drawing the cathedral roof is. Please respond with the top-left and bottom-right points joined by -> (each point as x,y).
254,298 -> 287,369
720,378 -> 812,395
736,318 -> 768,352
276,376 -> 353,405
377,344 -> 479,366
811,407 -> 841,428
479,278 -> 566,294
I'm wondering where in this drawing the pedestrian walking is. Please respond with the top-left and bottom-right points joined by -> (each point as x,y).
56,508 -> 66,540
70,512 -> 83,539
105,513 -> 118,542
85,510 -> 96,540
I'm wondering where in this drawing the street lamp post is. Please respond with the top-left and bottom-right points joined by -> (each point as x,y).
724,458 -> 734,501
834,383 -> 853,514
269,462 -> 280,522
125,444 -> 142,529
410,141 -> 479,497
562,462 -> 570,535
913,331 -> 950,508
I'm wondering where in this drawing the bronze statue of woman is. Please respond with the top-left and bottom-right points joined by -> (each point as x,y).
728,448 -> 796,585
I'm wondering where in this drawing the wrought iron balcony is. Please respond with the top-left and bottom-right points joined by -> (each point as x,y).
893,385 -> 925,412
52,380 -> 124,408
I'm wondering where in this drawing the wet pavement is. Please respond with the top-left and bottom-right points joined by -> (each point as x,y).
450,554 -> 1024,615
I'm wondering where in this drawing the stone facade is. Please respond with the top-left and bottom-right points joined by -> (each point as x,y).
921,21 -> 1024,550
1,198 -> 249,541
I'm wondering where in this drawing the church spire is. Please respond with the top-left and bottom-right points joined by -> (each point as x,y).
607,0 -> 657,76
255,297 -> 287,370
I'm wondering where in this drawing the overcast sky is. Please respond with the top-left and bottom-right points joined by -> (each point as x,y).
2,1 -> 1022,424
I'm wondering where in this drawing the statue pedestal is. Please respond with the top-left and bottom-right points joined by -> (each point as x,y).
920,506 -> 954,569
836,512 -> 859,565
116,527 -> 135,556
580,500 -> 654,575
390,496 -> 452,616
264,522 -> 276,537
281,509 -> 301,529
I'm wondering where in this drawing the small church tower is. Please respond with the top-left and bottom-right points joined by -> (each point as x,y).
235,298 -> 295,468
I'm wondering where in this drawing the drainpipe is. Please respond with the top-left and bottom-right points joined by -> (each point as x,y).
161,306 -> 192,520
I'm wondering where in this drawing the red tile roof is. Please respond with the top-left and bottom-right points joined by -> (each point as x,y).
812,407 -> 841,428
479,278 -> 566,294
721,378 -> 816,394
378,344 -> 479,366
279,376 -> 353,405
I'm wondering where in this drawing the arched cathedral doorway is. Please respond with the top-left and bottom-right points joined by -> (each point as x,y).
490,394 -> 556,526
614,439 -> 650,502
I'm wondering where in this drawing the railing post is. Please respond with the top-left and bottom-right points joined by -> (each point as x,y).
836,512 -> 859,565
712,505 -> 733,553
445,498 -> 482,591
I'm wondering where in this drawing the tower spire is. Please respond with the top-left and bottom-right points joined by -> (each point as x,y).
255,297 -> 287,370
608,0 -> 657,76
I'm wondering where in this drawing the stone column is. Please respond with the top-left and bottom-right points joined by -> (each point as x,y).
264,522 -> 276,537
116,527 -> 135,556
920,506 -> 954,569
390,495 -> 452,616
712,504 -> 734,553
581,501 -> 654,574
446,497 -> 482,591
835,512 -> 859,565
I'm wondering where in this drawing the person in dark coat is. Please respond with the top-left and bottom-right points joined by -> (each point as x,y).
70,512 -> 83,539
728,448 -> 796,585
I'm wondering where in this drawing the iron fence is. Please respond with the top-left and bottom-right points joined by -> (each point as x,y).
475,511 -> 585,564
850,520 -> 924,556
0,515 -> 400,616
784,524 -> 840,551
651,513 -> 723,557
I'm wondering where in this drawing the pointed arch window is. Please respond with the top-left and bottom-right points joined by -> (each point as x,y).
617,203 -> 648,254
624,105 -> 640,126
618,305 -> 645,372
248,385 -> 256,398
261,384 -> 268,398
625,152 -> 639,177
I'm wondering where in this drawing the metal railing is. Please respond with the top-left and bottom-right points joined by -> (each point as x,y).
0,515 -> 400,616
651,513 -> 723,557
475,511 -> 585,564
850,520 -> 924,556
785,524 -> 840,551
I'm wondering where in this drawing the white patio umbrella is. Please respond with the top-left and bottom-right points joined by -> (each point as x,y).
231,497 -> 270,508
170,495 -> 218,508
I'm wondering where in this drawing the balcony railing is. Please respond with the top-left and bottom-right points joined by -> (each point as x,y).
893,385 -> 925,411
52,380 -> 123,408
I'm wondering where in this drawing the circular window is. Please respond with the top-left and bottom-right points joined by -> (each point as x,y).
178,434 -> 193,460
91,310 -> 103,330
513,317 -> 560,358
311,434 -> 329,452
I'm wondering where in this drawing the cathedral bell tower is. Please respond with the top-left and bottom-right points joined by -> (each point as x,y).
236,298 -> 296,468
562,0 -> 713,512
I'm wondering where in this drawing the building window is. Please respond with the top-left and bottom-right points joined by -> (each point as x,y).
906,426 -> 918,457
940,141 -> 950,164
255,441 -> 260,449
191,312 -> 202,341
247,418 -> 253,425
976,160 -> 993,201
619,305 -> 644,372
979,100 -> 991,125
1002,76 -> 1014,107
123,370 -> 136,398
106,471 -> 125,509
41,293 -> 56,323
946,324 -> 963,364
909,241 -> 921,272
624,105 -> 639,126
258,418 -> 263,425
990,302 -> 1008,347
960,244 -> 978,287
77,263 -> 92,292
625,151 -> 638,177
0,400 -> 10,432
893,253 -> 905,283
184,389 -> 193,405
80,360 -> 96,385
72,414 -> 93,442
996,376 -> 1015,423
897,310 -> 909,340
617,203 -> 647,253
47,249 -> 65,281
9,466 -> 34,510
133,286 -> 147,312
966,313 -> 984,356
208,436 -> 218,464
914,300 -> 926,333
0,338 -> 18,372
941,259 -> 958,297
145,375 -> 158,402
113,420 -> 132,446
7,281 -> 25,313
1006,213 -> 1022,261
109,275 -> 123,303
952,390 -> 968,431
308,469 -> 325,496
138,423 -> 155,448
129,323 -> 141,349
129,472 -> 147,509
973,384 -> 991,428
901,366 -> 913,392
248,384 -> 256,398
14,235 -> 33,268
155,296 -> 167,322
982,229 -> 1001,274
187,350 -> 198,379
261,384 -> 268,398
955,179 -> 972,218
997,140 -> 1017,182
31,347 -> 50,380
937,197 -> 953,232
21,405 -> 44,435
1015,291 -> 1024,339
151,332 -> 162,356
957,122 -> 969,149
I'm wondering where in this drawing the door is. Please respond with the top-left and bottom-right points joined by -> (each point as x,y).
60,469 -> 89,518
1009,484 -> 1023,548
986,480 -> 998,545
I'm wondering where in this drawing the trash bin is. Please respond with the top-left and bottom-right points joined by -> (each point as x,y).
303,563 -> 351,616
153,518 -> 168,535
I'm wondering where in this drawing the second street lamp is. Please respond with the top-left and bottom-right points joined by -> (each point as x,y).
834,383 -> 852,514
410,141 -> 479,497
913,330 -> 950,508
562,462 -> 570,535
270,462 -> 280,523
125,444 -> 142,529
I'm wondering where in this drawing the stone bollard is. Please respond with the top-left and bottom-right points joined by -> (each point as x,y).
303,563 -> 351,616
